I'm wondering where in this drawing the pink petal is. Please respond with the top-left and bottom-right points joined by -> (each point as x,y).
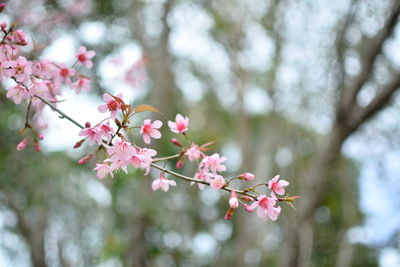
98,105 -> 108,113
150,129 -> 161,139
152,120 -> 162,128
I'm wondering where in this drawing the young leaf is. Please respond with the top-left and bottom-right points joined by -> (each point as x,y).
135,104 -> 163,115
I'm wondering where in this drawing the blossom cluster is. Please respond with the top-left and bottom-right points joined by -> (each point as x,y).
1,7 -> 296,222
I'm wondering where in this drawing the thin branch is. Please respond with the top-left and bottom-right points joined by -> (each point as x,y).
335,0 -> 359,92
340,1 -> 400,114
35,95 -> 84,129
351,75 -> 400,129
35,96 -> 291,202
25,97 -> 33,128
152,154 -> 181,162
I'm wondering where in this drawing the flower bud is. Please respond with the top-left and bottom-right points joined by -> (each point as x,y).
38,133 -> 44,140
34,140 -> 41,152
85,121 -> 91,128
229,189 -> 239,209
176,157 -> 184,169
78,154 -> 92,165
73,138 -> 86,149
240,196 -> 253,202
171,138 -> 182,147
224,208 -> 235,220
238,172 -> 255,181
0,3 -> 6,13
0,22 -> 7,30
16,138 -> 29,151
243,204 -> 254,213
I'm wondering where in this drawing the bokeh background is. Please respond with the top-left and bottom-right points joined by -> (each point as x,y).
1,0 -> 400,266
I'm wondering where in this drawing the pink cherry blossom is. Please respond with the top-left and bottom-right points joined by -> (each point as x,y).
29,80 -> 48,97
98,93 -> 123,119
16,138 -> 29,151
128,147 -> 157,174
2,56 -> 32,82
229,189 -> 239,208
200,153 -> 227,174
238,172 -> 255,181
140,119 -> 162,144
32,60 -> 56,79
210,174 -> 225,190
76,46 -> 96,68
94,161 -> 114,179
152,172 -> 176,192
185,143 -> 202,162
192,170 -> 212,190
267,175 -> 289,196
72,76 -> 91,94
247,195 -> 282,221
168,113 -> 189,134
6,84 -> 30,104
79,124 -> 103,145
12,30 -> 28,46
56,63 -> 76,84
98,122 -> 114,143
107,139 -> 135,162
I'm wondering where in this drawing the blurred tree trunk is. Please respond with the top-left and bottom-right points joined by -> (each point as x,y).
280,1 -> 400,266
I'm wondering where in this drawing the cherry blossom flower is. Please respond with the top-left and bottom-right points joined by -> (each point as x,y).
192,170 -> 211,190
185,143 -> 202,162
6,84 -> 30,104
72,76 -> 91,94
168,113 -> 189,134
238,172 -> 255,181
229,189 -> 239,208
210,174 -> 225,190
152,172 -> 176,192
267,175 -> 289,196
29,80 -> 48,97
79,124 -> 102,146
128,147 -> 157,174
56,63 -> 76,84
98,122 -> 114,143
247,195 -> 282,221
76,46 -> 96,68
98,93 -> 123,119
2,56 -> 32,82
201,153 -> 227,174
94,161 -> 114,179
107,139 -> 135,161
140,119 -> 162,144
32,60 -> 56,79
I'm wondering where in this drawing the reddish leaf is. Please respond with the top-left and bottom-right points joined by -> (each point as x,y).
135,104 -> 163,115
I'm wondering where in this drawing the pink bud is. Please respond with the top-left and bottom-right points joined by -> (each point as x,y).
171,138 -> 182,147
0,22 -> 6,30
85,122 -> 91,128
73,138 -> 86,149
34,141 -> 41,152
224,208 -> 235,220
229,189 -> 239,209
176,157 -> 184,169
238,172 -> 255,181
16,138 -> 29,151
240,196 -> 253,202
243,204 -> 254,213
38,133 -> 44,140
0,3 -> 6,13
78,154 -> 92,165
